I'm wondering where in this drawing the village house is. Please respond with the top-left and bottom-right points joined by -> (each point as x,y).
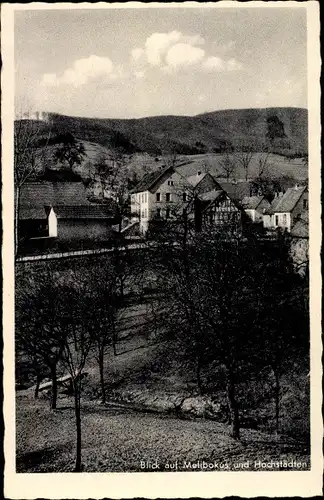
131,167 -> 249,235
19,182 -> 117,246
289,212 -> 308,276
262,185 -> 308,232
186,171 -> 223,195
241,195 -> 271,223
130,166 -> 193,234
197,189 -> 243,233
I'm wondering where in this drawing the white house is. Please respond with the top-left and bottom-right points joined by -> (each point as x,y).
263,185 -> 308,232
241,196 -> 271,223
130,166 -> 191,234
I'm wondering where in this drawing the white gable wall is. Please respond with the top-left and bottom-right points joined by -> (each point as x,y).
48,208 -> 58,237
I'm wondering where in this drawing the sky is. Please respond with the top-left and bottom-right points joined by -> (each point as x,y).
14,6 -> 307,119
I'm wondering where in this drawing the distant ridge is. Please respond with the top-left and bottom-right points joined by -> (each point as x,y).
20,107 -> 308,156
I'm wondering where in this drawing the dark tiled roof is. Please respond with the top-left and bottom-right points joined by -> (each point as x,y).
20,181 -> 91,208
290,216 -> 308,238
199,190 -> 223,202
271,186 -> 307,213
20,182 -> 54,209
52,182 -> 92,205
19,207 -> 48,220
241,196 -> 264,210
54,205 -> 115,219
19,181 -> 113,220
217,181 -> 252,202
187,173 -> 208,187
131,166 -> 174,193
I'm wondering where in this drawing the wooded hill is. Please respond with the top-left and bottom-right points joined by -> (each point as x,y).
32,107 -> 307,156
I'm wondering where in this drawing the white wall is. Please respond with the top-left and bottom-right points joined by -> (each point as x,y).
244,209 -> 256,222
263,212 -> 291,231
48,208 -> 58,237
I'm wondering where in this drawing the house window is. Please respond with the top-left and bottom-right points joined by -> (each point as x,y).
156,193 -> 161,202
156,208 -> 162,218
144,192 -> 147,203
167,180 -> 174,186
275,215 -> 279,226
141,193 -> 144,203
141,210 -> 145,218
165,208 -> 170,219
283,214 -> 287,225
144,208 -> 148,218
303,199 -> 308,209
183,192 -> 187,202
166,193 -> 172,202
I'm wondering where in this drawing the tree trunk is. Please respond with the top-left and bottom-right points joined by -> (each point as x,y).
98,350 -> 106,404
74,381 -> 82,472
196,354 -> 203,395
34,371 -> 42,399
112,322 -> 118,356
119,277 -> 124,300
273,365 -> 280,433
50,364 -> 58,410
226,366 -> 240,440
15,186 -> 20,257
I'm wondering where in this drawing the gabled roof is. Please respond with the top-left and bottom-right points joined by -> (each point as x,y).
52,182 -> 92,205
20,181 -> 92,208
131,166 -> 174,193
241,196 -> 264,210
187,172 -> 208,187
290,214 -> 308,238
19,181 -> 114,220
20,182 -> 54,209
271,186 -> 307,213
217,181 -> 252,202
199,190 -> 224,203
19,207 -> 48,220
54,205 -> 115,219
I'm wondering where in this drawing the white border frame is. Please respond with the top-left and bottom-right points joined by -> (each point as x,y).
2,2 -> 322,498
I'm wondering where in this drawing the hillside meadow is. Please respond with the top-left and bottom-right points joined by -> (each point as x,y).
73,143 -> 308,184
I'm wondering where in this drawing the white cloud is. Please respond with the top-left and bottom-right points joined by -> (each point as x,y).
203,56 -> 225,71
145,31 -> 182,66
133,30 -> 241,74
165,43 -> 205,68
202,56 -> 243,72
41,55 -> 121,87
143,31 -> 205,67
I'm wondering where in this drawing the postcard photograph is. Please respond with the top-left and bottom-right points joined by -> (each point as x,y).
2,2 -> 322,498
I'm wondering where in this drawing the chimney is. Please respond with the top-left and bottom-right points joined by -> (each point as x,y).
197,171 -> 202,176
295,183 -> 299,190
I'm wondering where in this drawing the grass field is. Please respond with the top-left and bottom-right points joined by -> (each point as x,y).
15,255 -> 310,473
16,394 -> 310,473
78,146 -> 308,183
16,294 -> 310,473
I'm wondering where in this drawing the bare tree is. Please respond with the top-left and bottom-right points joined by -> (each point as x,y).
59,281 -> 93,472
88,148 -> 131,232
14,118 -> 51,255
81,261 -> 119,403
256,146 -> 271,179
234,142 -> 253,181
15,264 -> 67,409
219,148 -> 236,181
